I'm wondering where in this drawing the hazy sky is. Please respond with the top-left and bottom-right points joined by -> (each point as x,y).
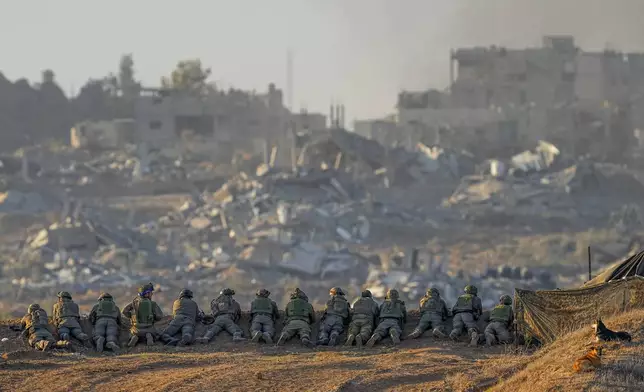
1,0 -> 643,123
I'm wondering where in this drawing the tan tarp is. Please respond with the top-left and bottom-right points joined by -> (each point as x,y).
515,277 -> 644,343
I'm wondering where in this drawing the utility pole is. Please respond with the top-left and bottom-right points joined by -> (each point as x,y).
286,49 -> 293,111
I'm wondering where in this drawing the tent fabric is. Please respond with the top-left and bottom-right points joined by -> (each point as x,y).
583,249 -> 644,287
514,277 -> 644,344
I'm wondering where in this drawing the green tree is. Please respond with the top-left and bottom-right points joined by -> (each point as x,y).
161,59 -> 211,95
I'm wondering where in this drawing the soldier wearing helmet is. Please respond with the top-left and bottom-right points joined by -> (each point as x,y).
249,289 -> 280,344
89,292 -> 122,352
484,294 -> 514,346
20,304 -> 69,351
366,289 -> 408,348
196,288 -> 245,344
345,290 -> 380,347
407,287 -> 449,340
122,283 -> 164,347
449,285 -> 483,347
317,287 -> 350,346
52,291 -> 91,348
161,289 -> 205,346
277,288 -> 316,348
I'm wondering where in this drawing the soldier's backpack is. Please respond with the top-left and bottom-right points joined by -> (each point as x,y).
136,298 -> 155,325
211,295 -> 233,316
96,299 -> 118,319
327,296 -> 349,318
30,309 -> 49,328
59,300 -> 80,318
251,297 -> 273,315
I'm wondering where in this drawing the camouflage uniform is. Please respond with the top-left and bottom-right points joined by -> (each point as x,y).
122,284 -> 164,347
250,289 -> 280,344
449,285 -> 483,346
484,295 -> 514,346
345,290 -> 379,347
317,287 -> 350,346
89,292 -> 122,352
407,288 -> 449,339
277,288 -> 316,348
366,289 -> 407,347
197,288 -> 245,343
161,289 -> 204,346
20,304 -> 67,351
52,291 -> 91,347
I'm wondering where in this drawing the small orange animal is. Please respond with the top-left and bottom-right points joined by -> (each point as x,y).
572,346 -> 602,372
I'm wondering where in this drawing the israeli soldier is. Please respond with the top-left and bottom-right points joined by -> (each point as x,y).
407,288 -> 449,339
449,285 -> 483,347
122,283 -> 164,347
366,289 -> 407,348
52,291 -> 91,347
317,287 -> 350,346
161,289 -> 204,346
20,304 -> 69,351
484,295 -> 514,346
345,290 -> 379,348
277,288 -> 316,348
89,292 -> 122,352
250,289 -> 280,344
196,288 -> 245,343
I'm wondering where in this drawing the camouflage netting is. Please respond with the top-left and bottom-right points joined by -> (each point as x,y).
515,276 -> 644,344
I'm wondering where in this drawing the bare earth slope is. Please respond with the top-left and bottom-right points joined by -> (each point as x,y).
0,310 -> 642,392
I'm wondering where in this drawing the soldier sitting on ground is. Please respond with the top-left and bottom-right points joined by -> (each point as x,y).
484,295 -> 514,346
449,285 -> 483,347
161,289 -> 205,346
122,283 -> 164,347
52,291 -> 91,347
317,287 -> 350,346
345,290 -> 379,348
196,288 -> 245,344
366,289 -> 407,348
277,288 -> 316,348
89,292 -> 122,352
406,287 -> 449,340
21,304 -> 70,351
249,289 -> 280,344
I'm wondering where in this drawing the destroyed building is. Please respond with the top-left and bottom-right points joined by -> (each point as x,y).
363,36 -> 644,161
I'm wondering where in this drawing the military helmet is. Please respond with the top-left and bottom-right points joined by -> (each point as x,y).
386,289 -> 399,300
257,289 -> 270,297
138,283 -> 155,295
464,285 -> 478,295
329,287 -> 345,296
98,292 -> 113,300
27,303 -> 41,313
179,289 -> 194,298
220,288 -> 235,296
57,291 -> 72,299
361,290 -> 372,298
291,287 -> 307,300
500,294 -> 512,305
427,288 -> 440,297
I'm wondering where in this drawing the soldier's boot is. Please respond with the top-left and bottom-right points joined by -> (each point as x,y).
468,329 -> 479,347
449,330 -> 460,342
196,331 -> 214,344
60,333 -> 70,342
355,335 -> 363,348
179,334 -> 192,346
485,333 -> 495,347
55,340 -> 70,349
106,342 -> 120,352
251,331 -> 262,343
432,328 -> 447,339
95,337 -> 105,353
329,333 -> 339,347
127,335 -> 139,348
365,334 -> 380,348
317,334 -> 329,346
262,333 -> 273,344
82,337 -> 93,349
232,332 -> 246,342
406,329 -> 422,339
276,333 -> 287,346
146,333 -> 155,346
345,334 -> 355,347
165,338 -> 179,346
301,337 -> 315,348
390,329 -> 401,345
